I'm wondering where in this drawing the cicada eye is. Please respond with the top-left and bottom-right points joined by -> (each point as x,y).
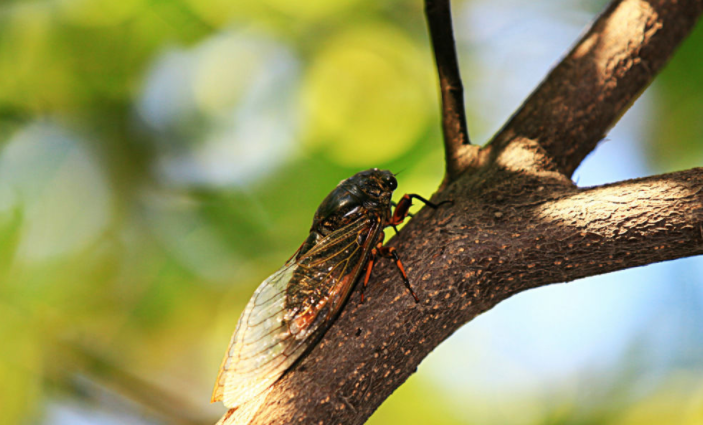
387,176 -> 397,191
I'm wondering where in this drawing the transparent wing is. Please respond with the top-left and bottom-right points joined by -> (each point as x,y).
212,216 -> 380,409
211,261 -> 299,407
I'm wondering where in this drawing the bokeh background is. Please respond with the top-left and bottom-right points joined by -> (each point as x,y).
1,0 -> 702,424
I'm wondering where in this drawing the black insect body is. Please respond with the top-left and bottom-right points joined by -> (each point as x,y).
212,168 -> 446,409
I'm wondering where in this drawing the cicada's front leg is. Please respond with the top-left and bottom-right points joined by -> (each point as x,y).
390,194 -> 451,228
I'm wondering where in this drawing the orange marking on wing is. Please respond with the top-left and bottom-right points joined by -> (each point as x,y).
293,310 -> 316,332
290,270 -> 357,337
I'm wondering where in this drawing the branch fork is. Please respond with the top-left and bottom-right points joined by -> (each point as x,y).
217,0 -> 703,423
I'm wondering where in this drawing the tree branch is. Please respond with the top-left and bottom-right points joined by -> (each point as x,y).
424,0 -> 474,180
215,0 -> 703,423
489,0 -> 703,177
222,167 -> 703,424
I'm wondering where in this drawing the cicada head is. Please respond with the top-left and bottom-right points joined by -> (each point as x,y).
346,168 -> 397,207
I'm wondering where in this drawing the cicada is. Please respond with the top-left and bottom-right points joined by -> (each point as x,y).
212,168 -> 446,409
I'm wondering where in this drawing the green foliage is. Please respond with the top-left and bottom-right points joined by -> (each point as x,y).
0,1 -> 445,422
650,22 -> 703,172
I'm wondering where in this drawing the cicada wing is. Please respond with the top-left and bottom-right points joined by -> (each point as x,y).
212,262 -> 304,408
212,216 -> 381,409
284,216 -> 379,337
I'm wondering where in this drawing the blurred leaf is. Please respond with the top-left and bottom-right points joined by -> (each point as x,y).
0,206 -> 23,272
649,22 -> 703,171
614,373 -> 703,425
57,0 -> 145,27
0,306 -> 42,425
302,22 -> 434,166
368,374 -> 464,425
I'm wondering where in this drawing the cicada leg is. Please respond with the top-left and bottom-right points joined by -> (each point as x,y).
389,194 -> 451,227
377,245 -> 419,303
360,246 -> 378,304
361,228 -> 419,303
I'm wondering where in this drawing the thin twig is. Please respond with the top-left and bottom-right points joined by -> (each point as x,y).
424,0 -> 472,180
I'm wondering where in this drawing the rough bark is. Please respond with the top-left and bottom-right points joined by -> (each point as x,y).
217,0 -> 703,423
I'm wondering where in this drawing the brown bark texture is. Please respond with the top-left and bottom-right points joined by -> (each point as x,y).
218,0 -> 703,423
